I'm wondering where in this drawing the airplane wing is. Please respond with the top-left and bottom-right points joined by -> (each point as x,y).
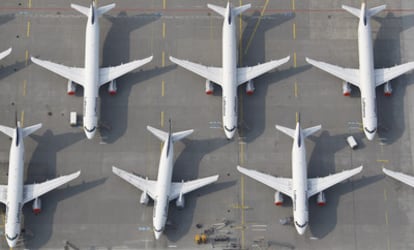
375,62 -> 414,87
169,175 -> 219,201
169,56 -> 223,86
307,166 -> 363,198
0,185 -> 7,204
31,57 -> 85,87
99,56 -> 153,86
383,168 -> 414,188
112,166 -> 157,200
237,56 -> 290,85
0,48 -> 11,61
22,171 -> 80,204
306,57 -> 360,88
237,166 -> 293,198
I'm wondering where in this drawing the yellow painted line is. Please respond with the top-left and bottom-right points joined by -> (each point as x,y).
387,237 -> 390,250
28,0 -> 32,8
294,81 -> 298,97
377,159 -> 389,163
296,111 -> 298,123
244,0 -> 269,54
383,189 -> 387,201
20,110 -> 24,126
160,111 -> 164,128
161,80 -> 165,97
25,49 -> 29,65
385,211 -> 389,225
292,0 -> 295,11
293,52 -> 297,68
163,0 -> 166,9
293,23 -> 296,40
162,22 -> 166,39
162,51 -> 165,67
240,174 -> 245,250
23,80 -> 27,97
26,21 -> 30,37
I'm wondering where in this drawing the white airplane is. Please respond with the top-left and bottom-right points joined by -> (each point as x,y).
306,3 -> 414,141
0,121 -> 80,247
31,1 -> 153,139
237,120 -> 363,235
170,2 -> 290,139
383,168 -> 414,188
112,121 -> 219,239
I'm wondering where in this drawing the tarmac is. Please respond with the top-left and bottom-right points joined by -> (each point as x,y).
0,0 -> 413,249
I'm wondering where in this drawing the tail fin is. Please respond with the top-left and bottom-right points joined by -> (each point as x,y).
207,3 -> 226,17
233,4 -> 251,16
71,3 -> 90,16
275,125 -> 295,139
22,123 -> 42,138
97,3 -> 116,16
302,125 -> 322,138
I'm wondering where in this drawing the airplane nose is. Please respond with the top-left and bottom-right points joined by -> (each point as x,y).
295,224 -> 307,235
154,230 -> 162,240
364,128 -> 376,141
6,238 -> 17,248
224,129 -> 235,140
85,130 -> 96,140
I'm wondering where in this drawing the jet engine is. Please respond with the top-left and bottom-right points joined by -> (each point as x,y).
246,80 -> 255,95
108,80 -> 117,95
176,193 -> 185,209
342,81 -> 351,96
316,192 -> 326,206
384,82 -> 392,96
205,80 -> 214,95
274,191 -> 283,206
32,197 -> 42,215
140,191 -> 149,205
67,80 -> 76,95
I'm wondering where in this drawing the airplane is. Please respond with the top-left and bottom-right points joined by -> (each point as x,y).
31,1 -> 153,139
170,2 -> 290,139
112,120 -> 219,239
306,3 -> 414,141
237,119 -> 363,235
0,121 -> 80,247
383,168 -> 414,188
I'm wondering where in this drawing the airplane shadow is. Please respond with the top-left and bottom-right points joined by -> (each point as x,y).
98,12 -> 162,143
306,130 -> 381,238
372,12 -> 414,144
163,137 -> 235,242
19,130 -> 106,248
238,11 -> 302,142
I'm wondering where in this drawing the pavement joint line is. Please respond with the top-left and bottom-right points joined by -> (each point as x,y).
26,21 -> 31,37
244,0 -> 269,55
385,210 -> 388,225
292,23 -> 296,40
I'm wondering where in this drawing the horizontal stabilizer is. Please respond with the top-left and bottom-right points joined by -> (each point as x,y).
275,125 -> 295,139
99,56 -> 153,86
172,129 -> 194,142
31,57 -> 85,87
22,123 -> 42,137
147,126 -> 168,142
97,3 -> 116,16
0,48 -> 11,61
303,125 -> 322,138
307,166 -> 363,198
170,56 -> 223,86
23,171 -> 81,204
169,175 -> 219,201
71,4 -> 90,16
306,57 -> 360,88
383,168 -> 414,188
237,56 -> 290,85
342,5 -> 361,18
0,125 -> 14,138
368,5 -> 386,17
237,166 -> 293,198
112,166 -> 157,199
233,4 -> 251,16
207,4 -> 226,17
375,62 -> 414,87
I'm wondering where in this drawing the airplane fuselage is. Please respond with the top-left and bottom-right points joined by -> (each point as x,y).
221,12 -> 238,139
152,135 -> 174,239
291,124 -> 309,235
82,6 -> 100,139
5,128 -> 24,247
358,12 -> 377,140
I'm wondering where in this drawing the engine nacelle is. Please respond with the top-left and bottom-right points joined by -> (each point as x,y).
32,197 -> 42,215
384,82 -> 392,96
67,80 -> 76,95
274,191 -> 283,206
342,82 -> 351,96
317,192 -> 326,206
246,80 -> 255,95
140,191 -> 149,205
176,193 -> 185,209
108,80 -> 117,96
205,80 -> 214,95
